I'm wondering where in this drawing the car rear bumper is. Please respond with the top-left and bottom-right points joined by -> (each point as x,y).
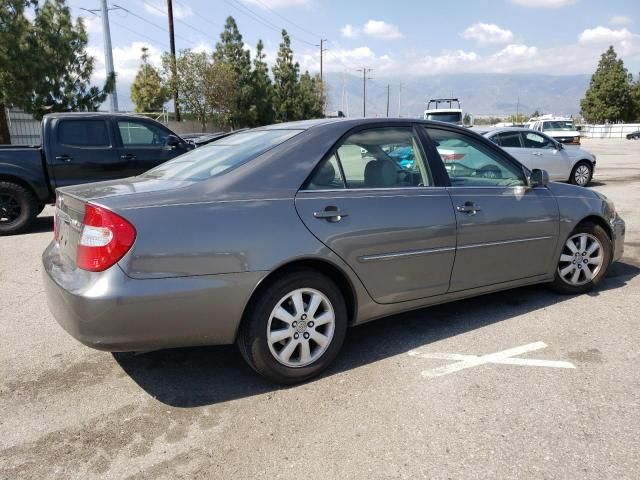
611,214 -> 625,263
42,241 -> 266,352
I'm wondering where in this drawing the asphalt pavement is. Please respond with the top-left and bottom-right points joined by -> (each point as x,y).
1,138 -> 639,479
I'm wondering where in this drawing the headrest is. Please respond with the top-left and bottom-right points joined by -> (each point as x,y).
364,160 -> 397,187
313,161 -> 336,186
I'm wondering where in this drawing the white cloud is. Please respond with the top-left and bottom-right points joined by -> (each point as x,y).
241,0 -> 311,8
609,15 -> 632,26
462,22 -> 514,45
341,20 -> 403,40
511,0 -> 577,7
362,20 -> 403,39
79,14 -> 102,34
578,26 -> 633,44
89,41 -> 163,84
341,24 -> 360,38
143,0 -> 193,19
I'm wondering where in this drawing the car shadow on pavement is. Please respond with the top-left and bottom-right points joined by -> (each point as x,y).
30,214 -> 54,234
114,259 -> 640,408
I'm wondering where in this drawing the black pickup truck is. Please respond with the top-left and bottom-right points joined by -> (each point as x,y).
0,112 -> 192,235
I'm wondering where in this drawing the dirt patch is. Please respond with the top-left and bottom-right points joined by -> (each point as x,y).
568,348 -> 603,363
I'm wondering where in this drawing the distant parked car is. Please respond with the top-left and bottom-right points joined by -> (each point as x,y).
530,117 -> 581,146
626,130 -> 640,140
484,127 -> 596,186
44,118 -> 625,384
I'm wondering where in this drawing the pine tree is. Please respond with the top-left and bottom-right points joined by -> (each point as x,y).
249,40 -> 274,126
272,30 -> 300,123
580,46 -> 632,123
297,71 -> 323,120
131,47 -> 168,112
26,0 -> 114,117
630,73 -> 640,122
214,16 -> 252,128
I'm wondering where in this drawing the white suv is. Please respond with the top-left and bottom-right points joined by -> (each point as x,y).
530,118 -> 581,146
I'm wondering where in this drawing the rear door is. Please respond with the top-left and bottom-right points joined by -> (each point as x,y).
49,117 -> 123,188
115,118 -> 189,175
295,125 -> 457,304
423,126 -> 559,292
491,131 -> 527,163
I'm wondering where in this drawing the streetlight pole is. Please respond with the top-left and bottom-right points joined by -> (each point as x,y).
356,67 -> 372,117
100,0 -> 118,111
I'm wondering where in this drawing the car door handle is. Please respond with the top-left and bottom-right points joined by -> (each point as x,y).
532,152 -> 543,156
120,154 -> 136,160
55,155 -> 72,162
314,207 -> 348,222
456,202 -> 481,215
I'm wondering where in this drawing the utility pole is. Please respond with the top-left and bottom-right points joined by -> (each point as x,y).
319,39 -> 327,114
386,84 -> 390,117
167,0 -> 181,121
356,67 -> 373,117
397,83 -> 402,117
100,0 -> 118,111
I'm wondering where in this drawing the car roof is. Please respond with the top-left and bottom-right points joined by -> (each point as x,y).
482,126 -> 540,136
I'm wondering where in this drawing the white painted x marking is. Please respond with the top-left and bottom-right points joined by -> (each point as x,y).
408,341 -> 576,378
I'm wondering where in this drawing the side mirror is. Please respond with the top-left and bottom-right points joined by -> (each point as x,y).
530,168 -> 549,187
165,134 -> 181,147
555,142 -> 564,150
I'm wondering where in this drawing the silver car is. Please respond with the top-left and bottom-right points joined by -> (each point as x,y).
484,127 -> 596,186
43,119 -> 625,384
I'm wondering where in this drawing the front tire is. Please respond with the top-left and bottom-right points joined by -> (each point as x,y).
238,269 -> 347,384
550,222 -> 611,294
0,181 -> 39,236
570,161 -> 593,186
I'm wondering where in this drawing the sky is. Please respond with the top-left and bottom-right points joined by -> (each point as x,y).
68,0 -> 640,111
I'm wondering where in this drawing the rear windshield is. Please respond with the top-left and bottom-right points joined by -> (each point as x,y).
142,129 -> 301,181
543,121 -> 575,131
425,112 -> 462,123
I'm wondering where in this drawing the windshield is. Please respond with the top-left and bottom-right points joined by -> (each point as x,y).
142,129 -> 301,181
425,112 -> 462,123
543,121 -> 575,131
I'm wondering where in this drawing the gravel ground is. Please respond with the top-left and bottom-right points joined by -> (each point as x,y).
1,137 -> 638,479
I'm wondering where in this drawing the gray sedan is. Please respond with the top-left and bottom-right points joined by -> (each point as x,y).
43,119 -> 625,384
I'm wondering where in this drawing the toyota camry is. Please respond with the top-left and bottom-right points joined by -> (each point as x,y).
43,118 -> 625,384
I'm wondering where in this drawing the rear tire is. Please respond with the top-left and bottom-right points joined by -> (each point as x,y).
238,269 -> 347,384
550,222 -> 611,294
0,181 -> 39,236
569,161 -> 593,186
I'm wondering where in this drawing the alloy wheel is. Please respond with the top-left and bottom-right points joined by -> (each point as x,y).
574,165 -> 591,186
0,194 -> 20,224
557,233 -> 603,286
266,288 -> 336,368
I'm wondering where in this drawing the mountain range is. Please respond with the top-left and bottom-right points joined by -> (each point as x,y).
324,73 -> 590,119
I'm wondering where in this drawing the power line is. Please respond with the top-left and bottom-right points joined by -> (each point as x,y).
112,3 -> 192,44
223,0 -> 317,47
140,0 -> 211,38
247,0 -> 321,39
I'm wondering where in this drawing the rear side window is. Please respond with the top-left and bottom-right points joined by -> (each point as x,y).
58,120 -> 110,147
142,129 -> 301,181
494,132 -> 523,148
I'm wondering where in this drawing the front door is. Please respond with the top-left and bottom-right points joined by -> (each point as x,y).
521,131 -> 572,181
423,126 -> 560,292
115,119 -> 189,176
295,126 -> 457,304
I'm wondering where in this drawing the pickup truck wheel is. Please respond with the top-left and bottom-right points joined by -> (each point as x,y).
0,182 -> 39,235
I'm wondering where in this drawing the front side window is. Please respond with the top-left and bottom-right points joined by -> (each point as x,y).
118,121 -> 170,146
142,129 -> 301,181
523,132 -> 553,149
308,127 -> 431,189
493,131 -> 523,148
58,120 -> 110,147
424,127 -> 526,187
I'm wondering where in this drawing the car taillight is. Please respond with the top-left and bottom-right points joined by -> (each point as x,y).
572,137 -> 581,145
442,153 -> 466,161
76,204 -> 136,272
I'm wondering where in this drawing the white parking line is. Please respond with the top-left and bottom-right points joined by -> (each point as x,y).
408,341 -> 576,378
